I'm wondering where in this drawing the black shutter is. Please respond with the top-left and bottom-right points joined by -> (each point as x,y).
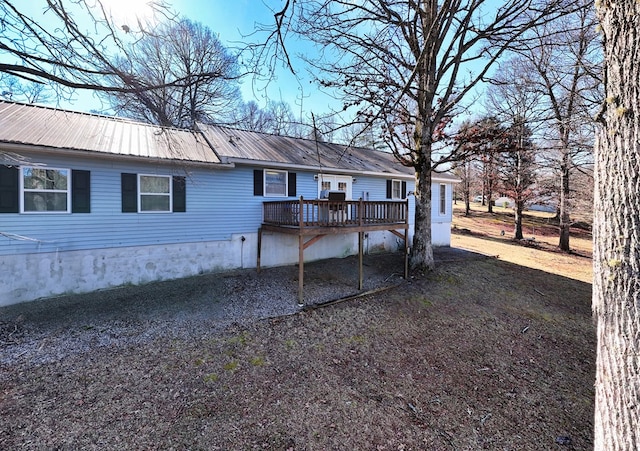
172,176 -> 186,212
253,169 -> 264,196
0,165 -> 19,213
287,172 -> 296,197
71,170 -> 91,213
386,180 -> 392,199
121,173 -> 137,213
401,181 -> 407,199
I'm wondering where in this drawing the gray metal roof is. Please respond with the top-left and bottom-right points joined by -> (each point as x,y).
0,101 -> 221,164
0,101 -> 458,182
198,123 -> 416,177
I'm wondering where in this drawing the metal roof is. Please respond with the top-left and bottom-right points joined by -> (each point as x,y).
198,123 -> 417,178
0,101 -> 221,164
0,101 -> 458,182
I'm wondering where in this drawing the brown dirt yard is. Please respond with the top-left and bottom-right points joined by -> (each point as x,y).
0,208 -> 595,450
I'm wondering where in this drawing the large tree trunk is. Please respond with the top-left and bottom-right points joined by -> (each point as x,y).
593,2 -> 640,449
558,154 -> 571,251
410,165 -> 434,271
514,200 -> 524,240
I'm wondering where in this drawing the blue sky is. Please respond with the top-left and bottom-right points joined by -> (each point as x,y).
165,0 -> 323,110
50,0 -> 336,118
6,0 -> 488,123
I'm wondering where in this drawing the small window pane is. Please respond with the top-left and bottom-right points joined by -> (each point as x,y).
24,192 -> 68,212
140,175 -> 170,194
23,168 -> 68,190
141,195 -> 170,211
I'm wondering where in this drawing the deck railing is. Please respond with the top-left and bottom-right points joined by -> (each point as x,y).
263,197 -> 408,228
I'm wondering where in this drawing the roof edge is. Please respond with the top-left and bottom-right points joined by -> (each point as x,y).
0,142 -> 235,169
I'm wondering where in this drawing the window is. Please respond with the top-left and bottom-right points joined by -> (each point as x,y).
21,167 -> 70,213
265,170 -> 287,197
121,173 -> 186,213
392,180 -> 402,199
0,166 -> 90,214
386,179 -> 407,199
253,169 -> 296,197
439,184 -> 447,215
139,174 -> 171,212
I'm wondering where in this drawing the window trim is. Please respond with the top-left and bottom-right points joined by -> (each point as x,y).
138,173 -> 173,213
263,169 -> 288,198
439,183 -> 447,216
20,166 -> 71,214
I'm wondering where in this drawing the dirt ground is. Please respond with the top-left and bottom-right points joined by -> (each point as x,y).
0,212 -> 595,450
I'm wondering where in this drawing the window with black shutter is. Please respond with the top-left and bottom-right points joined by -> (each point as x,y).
254,169 -> 296,197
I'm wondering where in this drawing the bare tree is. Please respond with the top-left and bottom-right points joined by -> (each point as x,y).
0,1 -> 226,103
593,2 -> 640,448
233,99 -> 303,136
514,0 -> 600,251
0,75 -> 52,103
102,18 -> 241,128
234,101 -> 275,132
249,0 -> 576,270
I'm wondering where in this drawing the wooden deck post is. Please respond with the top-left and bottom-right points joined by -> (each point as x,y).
358,231 -> 364,290
298,234 -> 304,306
298,196 -> 304,229
298,196 -> 305,306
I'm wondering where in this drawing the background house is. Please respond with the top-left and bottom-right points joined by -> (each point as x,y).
0,101 -> 458,306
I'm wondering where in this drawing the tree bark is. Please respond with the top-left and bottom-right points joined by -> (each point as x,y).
593,2 -> 640,449
514,200 -> 524,240
558,154 -> 571,251
410,163 -> 434,271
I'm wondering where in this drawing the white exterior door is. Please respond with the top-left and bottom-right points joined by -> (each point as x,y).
317,174 -> 353,199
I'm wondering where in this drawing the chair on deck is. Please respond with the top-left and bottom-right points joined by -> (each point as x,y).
327,191 -> 346,222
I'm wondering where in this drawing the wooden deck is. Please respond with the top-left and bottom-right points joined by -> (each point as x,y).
257,197 -> 410,305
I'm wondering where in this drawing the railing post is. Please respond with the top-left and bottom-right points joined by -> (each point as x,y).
359,198 -> 364,227
299,196 -> 304,229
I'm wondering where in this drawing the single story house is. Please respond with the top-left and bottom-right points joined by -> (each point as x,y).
0,101 -> 458,306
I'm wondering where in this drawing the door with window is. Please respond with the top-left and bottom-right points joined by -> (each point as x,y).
317,174 -> 352,222
317,174 -> 352,199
